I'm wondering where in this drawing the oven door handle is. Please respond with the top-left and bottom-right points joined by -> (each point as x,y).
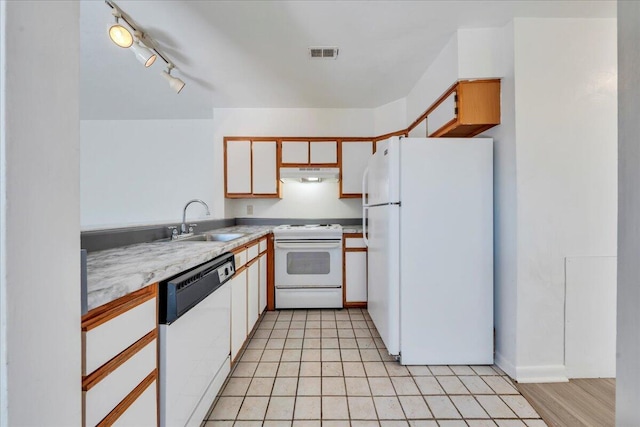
275,242 -> 342,250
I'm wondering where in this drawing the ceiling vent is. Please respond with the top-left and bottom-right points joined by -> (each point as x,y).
309,47 -> 339,60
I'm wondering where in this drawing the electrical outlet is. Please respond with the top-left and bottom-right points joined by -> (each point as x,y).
246,204 -> 254,215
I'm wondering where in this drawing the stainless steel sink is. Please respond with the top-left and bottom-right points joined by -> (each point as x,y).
175,233 -> 246,242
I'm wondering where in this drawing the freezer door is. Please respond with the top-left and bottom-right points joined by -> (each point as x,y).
367,137 -> 400,206
367,204 -> 400,356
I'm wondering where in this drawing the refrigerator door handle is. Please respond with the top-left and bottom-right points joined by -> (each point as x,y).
362,166 -> 370,247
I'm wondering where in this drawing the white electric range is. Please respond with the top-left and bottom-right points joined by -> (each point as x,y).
273,224 -> 343,309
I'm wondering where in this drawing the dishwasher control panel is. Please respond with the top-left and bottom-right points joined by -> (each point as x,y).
218,261 -> 235,283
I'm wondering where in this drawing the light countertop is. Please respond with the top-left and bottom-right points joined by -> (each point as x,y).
86,225 -> 273,311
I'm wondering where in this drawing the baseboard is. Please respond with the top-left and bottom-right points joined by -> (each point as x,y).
515,364 -> 568,383
494,351 -> 517,379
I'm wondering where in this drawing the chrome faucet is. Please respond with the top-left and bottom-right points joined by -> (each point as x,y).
181,199 -> 211,234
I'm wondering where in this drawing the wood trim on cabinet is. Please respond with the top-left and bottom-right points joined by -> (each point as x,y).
95,369 -> 158,427
235,264 -> 247,275
82,330 -> 157,391
267,233 -> 275,311
247,257 -> 259,268
344,232 -> 364,238
81,283 -> 157,332
344,301 -> 368,309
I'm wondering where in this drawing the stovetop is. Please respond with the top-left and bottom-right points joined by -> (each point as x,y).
273,224 -> 343,239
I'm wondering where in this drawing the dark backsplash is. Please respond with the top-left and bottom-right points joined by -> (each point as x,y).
81,217 -> 362,252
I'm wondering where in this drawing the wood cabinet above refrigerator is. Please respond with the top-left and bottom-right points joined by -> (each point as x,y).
425,79 -> 501,138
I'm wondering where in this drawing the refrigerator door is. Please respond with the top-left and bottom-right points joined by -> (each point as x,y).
398,138 -> 494,364
366,137 -> 400,206
367,203 -> 400,356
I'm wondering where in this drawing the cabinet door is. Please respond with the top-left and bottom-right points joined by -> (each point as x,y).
281,141 -> 309,164
341,141 -> 373,196
310,141 -> 337,164
345,251 -> 367,302
427,91 -> 457,137
247,261 -> 260,334
226,140 -> 252,194
258,253 -> 267,315
252,141 -> 278,195
231,269 -> 248,361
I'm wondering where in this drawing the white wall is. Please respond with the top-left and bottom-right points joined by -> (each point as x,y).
406,33 -> 459,126
81,119 -> 216,228
481,22 -> 519,378
0,1 -> 81,425
617,1 -> 640,424
214,108 -> 374,219
513,18 -> 617,381
374,98 -> 407,136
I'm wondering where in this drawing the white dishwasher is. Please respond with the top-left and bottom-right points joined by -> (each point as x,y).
159,252 -> 235,427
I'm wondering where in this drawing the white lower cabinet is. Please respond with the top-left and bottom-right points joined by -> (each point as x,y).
112,379 -> 158,427
344,238 -> 367,305
82,284 -> 158,427
231,269 -> 248,361
259,253 -> 267,314
247,260 -> 260,334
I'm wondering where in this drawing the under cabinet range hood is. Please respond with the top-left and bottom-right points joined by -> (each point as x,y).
279,167 -> 340,183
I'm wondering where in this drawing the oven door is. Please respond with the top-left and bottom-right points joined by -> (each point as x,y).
274,239 -> 343,288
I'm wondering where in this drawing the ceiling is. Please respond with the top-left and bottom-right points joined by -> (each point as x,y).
80,0 -> 615,120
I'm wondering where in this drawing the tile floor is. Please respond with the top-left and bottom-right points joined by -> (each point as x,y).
204,309 -> 547,427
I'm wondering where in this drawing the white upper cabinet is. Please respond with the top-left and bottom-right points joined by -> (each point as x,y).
310,141 -> 338,164
225,139 -> 279,198
226,140 -> 252,194
340,141 -> 373,197
281,141 -> 309,164
281,140 -> 338,165
252,141 -> 277,195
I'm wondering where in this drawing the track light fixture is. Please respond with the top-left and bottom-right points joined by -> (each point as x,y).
105,1 -> 185,93
130,35 -> 157,67
162,65 -> 186,94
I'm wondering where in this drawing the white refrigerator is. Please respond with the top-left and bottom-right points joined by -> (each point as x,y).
362,136 -> 494,365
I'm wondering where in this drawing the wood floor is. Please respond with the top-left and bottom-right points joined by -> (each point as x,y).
517,378 -> 615,427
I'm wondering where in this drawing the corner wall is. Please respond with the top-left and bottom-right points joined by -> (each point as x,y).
513,18 -> 617,381
617,1 -> 640,424
1,1 -> 81,425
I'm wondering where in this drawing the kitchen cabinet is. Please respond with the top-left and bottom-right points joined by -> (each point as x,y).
281,140 -> 338,166
81,284 -> 158,427
230,236 -> 273,363
258,237 -> 268,314
230,268 -> 247,362
426,79 -> 500,138
247,259 -> 260,334
343,234 -> 368,308
252,141 -> 278,195
340,140 -> 373,198
259,253 -> 267,314
225,140 -> 252,194
225,139 -> 279,198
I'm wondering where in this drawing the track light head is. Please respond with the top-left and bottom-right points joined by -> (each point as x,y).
162,67 -> 185,94
108,10 -> 133,48
131,40 -> 157,67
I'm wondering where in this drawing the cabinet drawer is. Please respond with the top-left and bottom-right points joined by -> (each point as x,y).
259,238 -> 267,253
84,298 -> 156,375
85,339 -> 156,427
112,379 -> 157,427
345,238 -> 366,249
234,249 -> 247,267
247,243 -> 259,261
